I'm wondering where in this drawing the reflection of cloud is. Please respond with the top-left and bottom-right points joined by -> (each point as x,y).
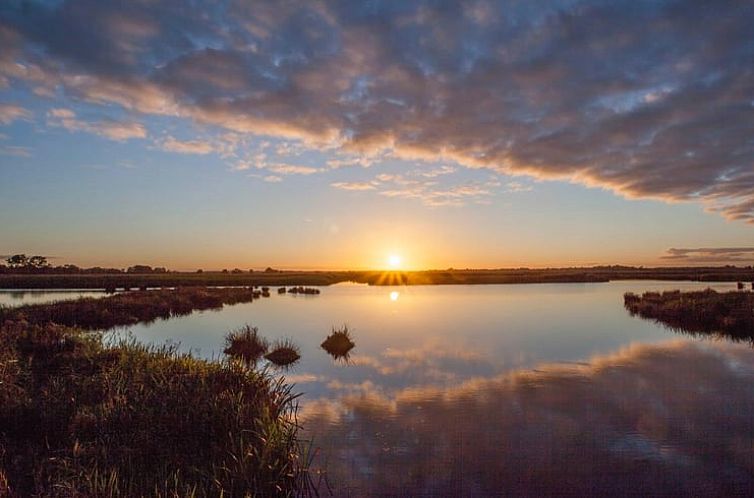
661,247 -> 754,264
331,344 -> 496,391
3,1 -> 754,219
303,341 -> 754,495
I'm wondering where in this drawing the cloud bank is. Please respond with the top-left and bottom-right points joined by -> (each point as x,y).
662,247 -> 754,264
1,1 -> 753,219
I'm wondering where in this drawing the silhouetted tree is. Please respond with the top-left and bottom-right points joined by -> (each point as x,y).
127,265 -> 153,273
6,254 -> 29,268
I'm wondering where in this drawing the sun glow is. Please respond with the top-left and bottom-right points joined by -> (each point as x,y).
388,254 -> 402,268
389,290 -> 400,301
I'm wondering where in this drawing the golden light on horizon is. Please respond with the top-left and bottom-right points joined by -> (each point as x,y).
388,254 -> 402,268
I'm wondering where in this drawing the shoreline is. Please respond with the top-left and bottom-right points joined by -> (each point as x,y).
1,266 -> 753,289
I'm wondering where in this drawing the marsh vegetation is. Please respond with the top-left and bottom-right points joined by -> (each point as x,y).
624,289 -> 754,340
0,320 -> 310,496
0,287 -> 258,330
321,326 -> 356,362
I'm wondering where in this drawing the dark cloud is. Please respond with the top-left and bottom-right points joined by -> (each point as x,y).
662,247 -> 754,263
1,0 -> 753,220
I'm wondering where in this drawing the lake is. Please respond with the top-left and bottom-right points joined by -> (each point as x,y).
0,289 -> 107,307
5,281 -> 753,495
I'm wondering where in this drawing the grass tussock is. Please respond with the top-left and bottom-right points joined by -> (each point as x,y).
0,320 -> 311,497
321,326 -> 355,361
624,289 -> 754,340
0,287 -> 257,330
224,325 -> 270,365
265,339 -> 301,367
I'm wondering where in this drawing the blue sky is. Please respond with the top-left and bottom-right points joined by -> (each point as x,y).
1,0 -> 753,269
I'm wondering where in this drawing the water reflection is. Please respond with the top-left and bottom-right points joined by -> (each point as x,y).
303,340 -> 754,496
389,290 -> 400,301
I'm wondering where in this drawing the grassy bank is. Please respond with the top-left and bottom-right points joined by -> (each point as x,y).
2,266 -> 754,289
624,289 -> 754,340
0,319 -> 309,496
0,287 -> 258,330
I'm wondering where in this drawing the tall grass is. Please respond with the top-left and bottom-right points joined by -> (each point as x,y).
0,320 -> 311,496
321,326 -> 355,361
265,339 -> 301,367
224,325 -> 269,365
624,289 -> 754,340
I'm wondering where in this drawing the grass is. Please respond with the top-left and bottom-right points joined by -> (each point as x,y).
224,325 -> 269,365
265,339 -> 302,368
0,287 -> 258,330
0,319 -> 312,496
321,326 -> 355,361
624,289 -> 754,340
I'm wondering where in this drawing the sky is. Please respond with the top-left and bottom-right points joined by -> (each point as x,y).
0,0 -> 753,270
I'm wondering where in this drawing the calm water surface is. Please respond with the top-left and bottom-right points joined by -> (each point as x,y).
0,289 -> 107,307
16,282 -> 754,495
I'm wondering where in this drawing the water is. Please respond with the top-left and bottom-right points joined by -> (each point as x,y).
112,281 -> 754,494
0,289 -> 107,307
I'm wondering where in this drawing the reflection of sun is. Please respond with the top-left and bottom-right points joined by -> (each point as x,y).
390,291 -> 400,301
388,254 -> 402,268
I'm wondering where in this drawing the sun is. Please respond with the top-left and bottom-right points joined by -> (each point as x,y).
387,254 -> 402,268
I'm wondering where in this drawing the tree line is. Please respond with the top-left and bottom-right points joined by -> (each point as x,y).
0,254 -> 169,274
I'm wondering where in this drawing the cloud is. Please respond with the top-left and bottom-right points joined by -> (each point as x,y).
2,1 -> 754,220
158,136 -> 215,155
0,145 -> 31,157
330,181 -> 376,191
265,163 -> 319,175
661,247 -> 754,264
46,108 -> 145,141
0,103 -> 31,124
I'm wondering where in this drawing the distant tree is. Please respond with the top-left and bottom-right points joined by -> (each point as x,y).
6,254 -> 29,268
127,265 -> 153,274
248,269 -> 254,273
231,268 -> 243,274
196,269 -> 204,273
153,267 -> 167,273
222,269 -> 229,274
28,255 -> 50,269
264,267 -> 278,273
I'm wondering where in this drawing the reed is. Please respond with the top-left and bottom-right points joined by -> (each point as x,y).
624,289 -> 754,340
223,325 -> 269,365
0,287 -> 257,330
265,339 -> 302,367
0,320 -> 310,496
321,325 -> 355,361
